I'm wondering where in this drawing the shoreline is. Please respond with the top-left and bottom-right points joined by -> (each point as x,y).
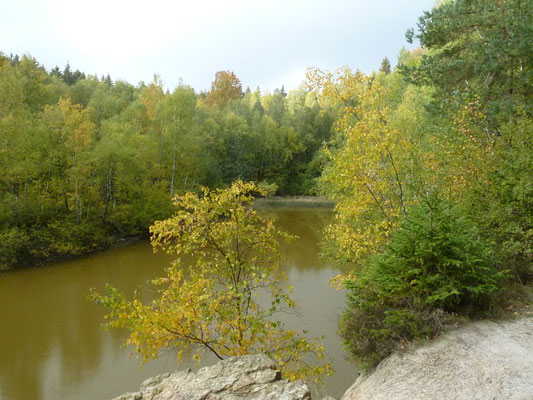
254,195 -> 335,208
1,195 -> 335,273
0,233 -> 147,273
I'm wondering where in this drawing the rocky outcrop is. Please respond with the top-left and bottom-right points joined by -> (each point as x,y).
342,316 -> 533,400
112,354 -> 311,400
112,317 -> 533,400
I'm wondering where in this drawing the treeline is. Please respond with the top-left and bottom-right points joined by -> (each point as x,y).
0,58 -> 333,270
309,0 -> 533,366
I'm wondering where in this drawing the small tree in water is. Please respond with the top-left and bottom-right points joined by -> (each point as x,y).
90,181 -> 331,382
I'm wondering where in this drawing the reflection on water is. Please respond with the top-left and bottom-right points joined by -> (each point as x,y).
0,207 -> 358,400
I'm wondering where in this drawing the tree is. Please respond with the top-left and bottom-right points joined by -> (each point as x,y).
267,90 -> 287,126
339,195 -> 505,367
205,70 -> 242,108
90,181 -> 331,382
379,57 -> 391,74
104,73 -> 113,86
466,112 -> 533,281
50,65 -> 62,78
62,63 -> 75,85
154,85 -> 198,197
403,0 -> 533,118
41,97 -> 96,223
307,67 -> 412,264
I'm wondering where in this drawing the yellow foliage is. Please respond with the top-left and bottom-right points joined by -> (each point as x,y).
307,68 -> 494,274
90,181 -> 332,382
307,67 -> 409,264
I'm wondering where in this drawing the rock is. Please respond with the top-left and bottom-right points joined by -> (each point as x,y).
342,317 -> 533,400
112,354 -> 311,400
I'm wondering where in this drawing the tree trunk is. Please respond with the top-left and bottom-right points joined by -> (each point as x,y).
170,115 -> 180,198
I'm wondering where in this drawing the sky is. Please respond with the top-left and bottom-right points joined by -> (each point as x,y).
0,0 -> 434,93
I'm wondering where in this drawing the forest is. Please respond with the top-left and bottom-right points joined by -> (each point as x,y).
1,0 -> 532,376
0,61 -> 333,270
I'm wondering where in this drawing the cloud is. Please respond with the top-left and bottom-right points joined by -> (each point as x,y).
0,0 -> 434,92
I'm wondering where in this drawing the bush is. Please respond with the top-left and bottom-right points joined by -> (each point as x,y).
257,180 -> 279,196
340,195 -> 507,367
472,114 -> 533,281
0,228 -> 31,270
0,219 -> 114,270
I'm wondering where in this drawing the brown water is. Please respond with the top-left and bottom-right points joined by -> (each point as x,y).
0,207 -> 358,400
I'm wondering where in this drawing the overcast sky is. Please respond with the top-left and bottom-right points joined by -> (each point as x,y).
1,0 -> 434,92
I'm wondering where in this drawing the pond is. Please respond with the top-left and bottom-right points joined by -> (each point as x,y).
0,205 -> 358,399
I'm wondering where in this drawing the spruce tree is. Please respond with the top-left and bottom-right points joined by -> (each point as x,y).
379,57 -> 391,74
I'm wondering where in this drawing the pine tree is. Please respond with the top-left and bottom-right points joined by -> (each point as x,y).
379,57 -> 391,74
63,62 -> 75,85
50,66 -> 62,78
104,73 -> 113,86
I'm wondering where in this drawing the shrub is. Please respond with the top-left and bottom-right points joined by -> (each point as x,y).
340,195 -> 507,367
0,228 -> 31,270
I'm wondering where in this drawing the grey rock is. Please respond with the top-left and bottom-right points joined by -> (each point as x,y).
111,354 -> 311,400
342,317 -> 533,400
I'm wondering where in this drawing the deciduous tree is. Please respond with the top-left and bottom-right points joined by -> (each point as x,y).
205,70 -> 242,109
90,181 -> 331,382
307,67 -> 412,264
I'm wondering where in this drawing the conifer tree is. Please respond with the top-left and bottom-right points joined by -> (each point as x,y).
379,57 -> 391,74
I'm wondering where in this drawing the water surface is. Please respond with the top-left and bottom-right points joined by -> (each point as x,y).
0,206 -> 357,399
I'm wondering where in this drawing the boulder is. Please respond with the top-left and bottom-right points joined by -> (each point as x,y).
342,317 -> 533,400
112,354 -> 311,400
